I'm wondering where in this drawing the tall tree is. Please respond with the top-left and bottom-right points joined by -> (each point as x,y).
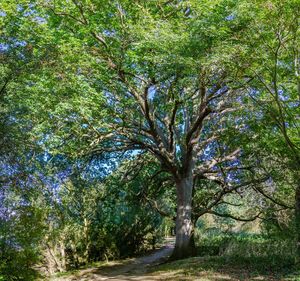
33,0 -> 262,259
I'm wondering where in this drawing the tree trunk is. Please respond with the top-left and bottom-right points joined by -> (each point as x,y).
295,181 -> 300,260
170,176 -> 196,260
83,218 -> 91,264
59,240 -> 67,271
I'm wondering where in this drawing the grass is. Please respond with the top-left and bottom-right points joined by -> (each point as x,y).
147,232 -> 300,281
47,233 -> 300,281
48,255 -> 300,281
150,256 -> 300,281
47,257 -> 139,280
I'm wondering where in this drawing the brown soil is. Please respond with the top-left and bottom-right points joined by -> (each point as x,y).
50,238 -> 174,281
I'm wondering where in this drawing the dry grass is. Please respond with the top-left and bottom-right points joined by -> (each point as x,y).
49,255 -> 300,281
148,256 -> 300,281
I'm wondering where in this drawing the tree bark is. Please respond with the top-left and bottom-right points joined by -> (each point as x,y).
59,240 -> 67,271
83,218 -> 91,264
170,176 -> 196,260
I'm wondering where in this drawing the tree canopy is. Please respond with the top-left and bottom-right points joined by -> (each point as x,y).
0,0 -> 299,279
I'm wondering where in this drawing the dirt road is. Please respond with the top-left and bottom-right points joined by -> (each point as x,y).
51,238 -> 174,281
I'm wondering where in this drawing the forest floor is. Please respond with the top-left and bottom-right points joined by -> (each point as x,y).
50,238 -> 300,281
50,238 -> 174,281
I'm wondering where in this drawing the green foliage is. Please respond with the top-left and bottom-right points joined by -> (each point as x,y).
0,188 -> 44,280
195,227 -> 296,263
0,0 -> 299,278
152,254 -> 297,281
194,212 -> 298,266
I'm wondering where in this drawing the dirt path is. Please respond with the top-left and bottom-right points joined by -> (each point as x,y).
51,238 -> 174,281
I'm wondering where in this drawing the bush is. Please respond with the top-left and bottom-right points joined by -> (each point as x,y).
196,229 -> 296,262
0,250 -> 40,281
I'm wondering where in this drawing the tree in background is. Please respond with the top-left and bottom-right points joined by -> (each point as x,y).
244,0 -> 300,257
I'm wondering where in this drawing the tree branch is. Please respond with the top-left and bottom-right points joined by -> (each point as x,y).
207,210 -> 262,222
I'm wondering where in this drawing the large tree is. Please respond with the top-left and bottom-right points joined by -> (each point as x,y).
3,0 -> 285,260
28,0 -> 264,259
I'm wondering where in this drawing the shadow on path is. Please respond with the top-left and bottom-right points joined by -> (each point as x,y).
57,238 -> 174,281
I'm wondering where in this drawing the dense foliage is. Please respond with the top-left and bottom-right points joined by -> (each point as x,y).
0,0 -> 299,280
